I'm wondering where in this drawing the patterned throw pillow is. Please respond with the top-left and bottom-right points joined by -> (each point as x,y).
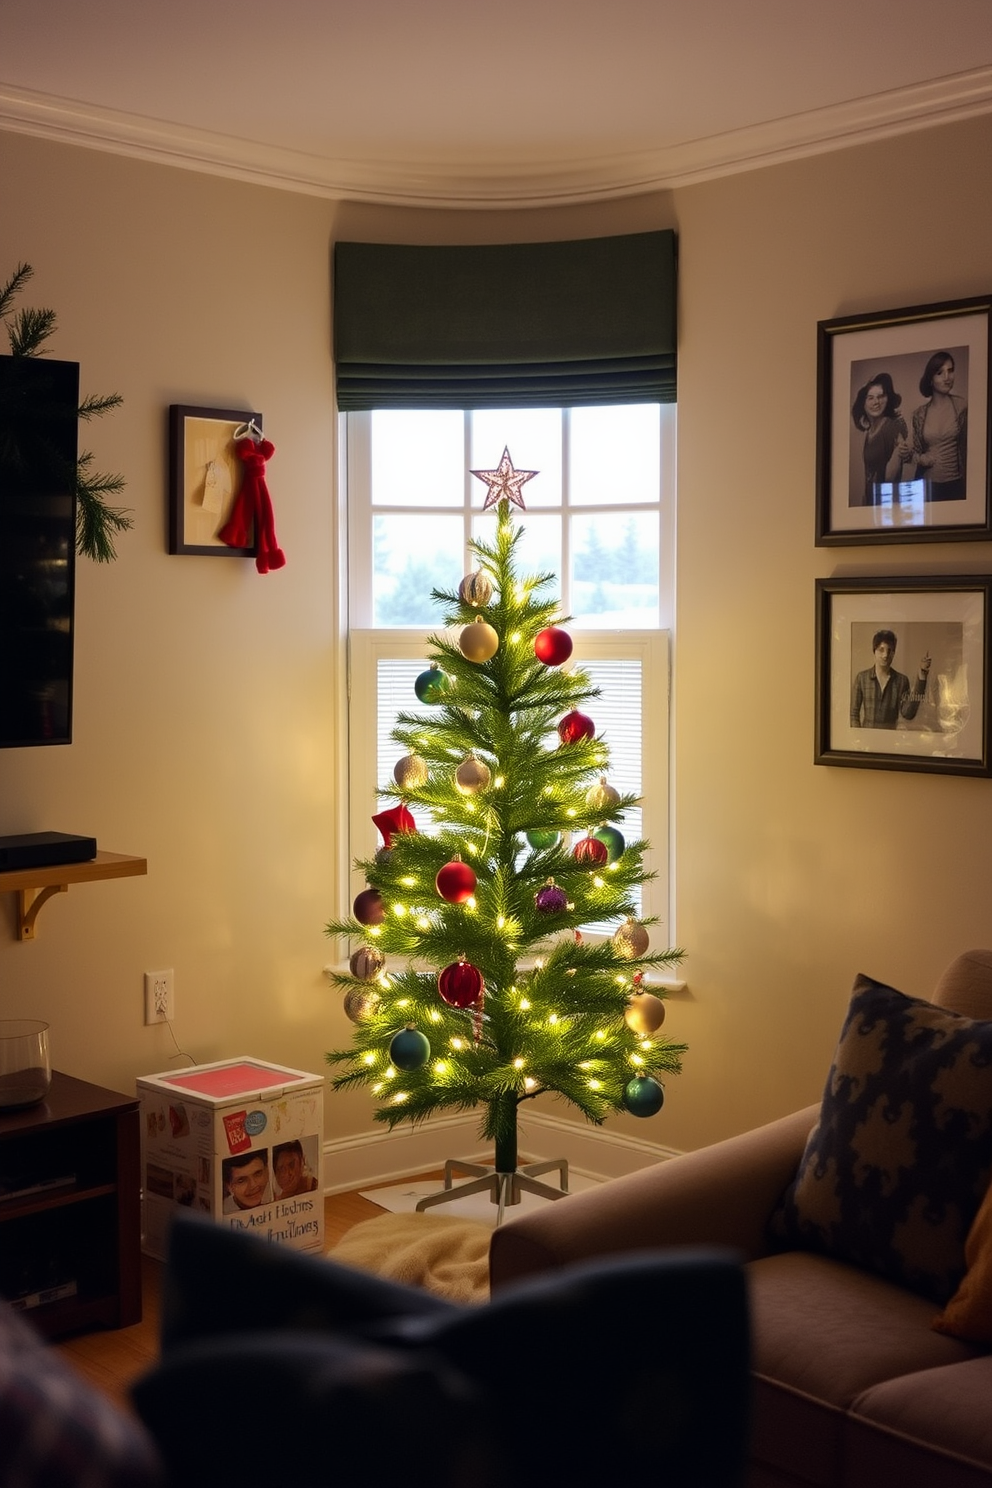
769,974 -> 992,1304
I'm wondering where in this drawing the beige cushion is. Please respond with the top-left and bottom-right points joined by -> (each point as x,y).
933,949 -> 992,1022
769,974 -> 992,1303
933,1172 -> 992,1343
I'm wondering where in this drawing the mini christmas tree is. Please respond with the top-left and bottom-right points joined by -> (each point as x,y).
325,450 -> 686,1194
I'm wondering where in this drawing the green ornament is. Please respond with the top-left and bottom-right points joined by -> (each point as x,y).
414,666 -> 450,704
592,825 -> 625,862
526,829 -> 560,850
623,1075 -> 665,1117
389,1024 -> 431,1071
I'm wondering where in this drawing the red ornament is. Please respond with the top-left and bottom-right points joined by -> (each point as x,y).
534,626 -> 573,667
353,888 -> 385,926
438,960 -> 485,1008
435,858 -> 477,904
372,804 -> 416,848
557,710 -> 595,744
573,835 -> 609,867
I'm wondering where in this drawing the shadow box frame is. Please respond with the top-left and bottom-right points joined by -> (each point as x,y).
815,294 -> 992,547
815,574 -> 992,778
168,404 -> 262,557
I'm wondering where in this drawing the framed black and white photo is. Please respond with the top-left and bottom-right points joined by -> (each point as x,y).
815,575 -> 992,777
815,295 -> 991,545
168,404 -> 261,556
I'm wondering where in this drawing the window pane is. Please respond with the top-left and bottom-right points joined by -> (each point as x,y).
377,658 -> 436,835
570,405 -> 660,505
371,410 -> 465,507
571,512 -> 659,628
581,657 -> 643,929
471,409 -> 562,507
472,511 -> 562,608
373,514 -> 463,626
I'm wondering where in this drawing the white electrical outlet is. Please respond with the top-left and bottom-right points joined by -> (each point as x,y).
144,969 -> 175,1025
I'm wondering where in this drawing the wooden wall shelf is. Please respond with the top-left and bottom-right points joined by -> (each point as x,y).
0,852 -> 147,940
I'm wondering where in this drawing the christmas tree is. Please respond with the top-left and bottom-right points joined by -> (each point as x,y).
325,449 -> 686,1198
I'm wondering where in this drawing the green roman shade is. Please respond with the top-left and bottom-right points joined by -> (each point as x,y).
333,230 -> 676,410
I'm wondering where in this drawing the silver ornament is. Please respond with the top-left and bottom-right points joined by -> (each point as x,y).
586,776 -> 621,811
393,753 -> 428,789
349,945 -> 386,981
459,570 -> 494,607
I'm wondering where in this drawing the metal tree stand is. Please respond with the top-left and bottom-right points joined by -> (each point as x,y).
414,1103 -> 568,1226
415,1156 -> 569,1226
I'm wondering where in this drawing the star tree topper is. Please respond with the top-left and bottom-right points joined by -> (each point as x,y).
470,446 -> 538,510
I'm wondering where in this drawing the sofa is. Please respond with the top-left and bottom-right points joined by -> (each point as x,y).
489,949 -> 992,1488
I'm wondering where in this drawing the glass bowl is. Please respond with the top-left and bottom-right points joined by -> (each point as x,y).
0,1020 -> 51,1110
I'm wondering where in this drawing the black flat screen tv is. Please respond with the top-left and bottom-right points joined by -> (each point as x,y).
0,355 -> 79,747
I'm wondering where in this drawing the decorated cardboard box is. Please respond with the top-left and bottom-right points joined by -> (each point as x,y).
137,1058 -> 324,1261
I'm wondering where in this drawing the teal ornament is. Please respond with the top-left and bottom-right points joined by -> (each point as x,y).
592,825 -> 625,862
526,829 -> 560,850
623,1075 -> 665,1117
414,666 -> 450,704
389,1024 -> 431,1071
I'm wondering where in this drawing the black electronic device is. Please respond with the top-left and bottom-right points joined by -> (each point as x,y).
0,832 -> 97,871
0,355 -> 79,748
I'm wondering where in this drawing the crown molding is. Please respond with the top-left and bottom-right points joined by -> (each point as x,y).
1,66 -> 991,209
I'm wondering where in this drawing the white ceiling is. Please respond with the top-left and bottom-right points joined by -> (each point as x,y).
2,0 -> 992,206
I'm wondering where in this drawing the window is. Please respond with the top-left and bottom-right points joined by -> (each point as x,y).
343,404 -> 674,940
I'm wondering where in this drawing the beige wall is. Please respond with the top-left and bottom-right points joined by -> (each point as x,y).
2,114 -> 991,1162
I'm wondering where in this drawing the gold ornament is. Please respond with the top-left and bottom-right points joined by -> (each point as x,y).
455,755 -> 492,794
586,776 -> 621,811
613,918 -> 650,959
343,985 -> 380,1023
459,616 -> 499,663
624,991 -> 667,1035
393,753 -> 428,789
458,570 -> 494,607
470,446 -> 538,511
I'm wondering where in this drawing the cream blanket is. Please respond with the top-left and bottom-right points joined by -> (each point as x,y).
329,1211 -> 491,1305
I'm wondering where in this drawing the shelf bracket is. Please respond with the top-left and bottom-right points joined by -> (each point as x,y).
18,884 -> 68,941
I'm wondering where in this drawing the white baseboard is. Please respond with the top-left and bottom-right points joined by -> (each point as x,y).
322,1110 -> 681,1194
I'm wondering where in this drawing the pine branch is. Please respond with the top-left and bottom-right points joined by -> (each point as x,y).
78,391 -> 124,420
8,306 -> 58,357
0,262 -> 34,322
76,456 -> 133,563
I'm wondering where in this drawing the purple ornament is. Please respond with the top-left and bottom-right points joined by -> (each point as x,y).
535,881 -> 568,915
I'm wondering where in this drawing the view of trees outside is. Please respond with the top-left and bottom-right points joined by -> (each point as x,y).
370,406 -> 661,629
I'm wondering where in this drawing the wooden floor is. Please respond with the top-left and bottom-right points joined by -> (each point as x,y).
54,1177 -> 440,1413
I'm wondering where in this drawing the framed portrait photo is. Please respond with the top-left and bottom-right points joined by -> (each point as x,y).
815,575 -> 992,777
168,404 -> 262,556
815,294 -> 991,545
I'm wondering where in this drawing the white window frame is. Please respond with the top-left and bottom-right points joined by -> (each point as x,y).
337,407 -> 676,945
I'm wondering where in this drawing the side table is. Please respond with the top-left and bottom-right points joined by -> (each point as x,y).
0,1070 -> 141,1337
